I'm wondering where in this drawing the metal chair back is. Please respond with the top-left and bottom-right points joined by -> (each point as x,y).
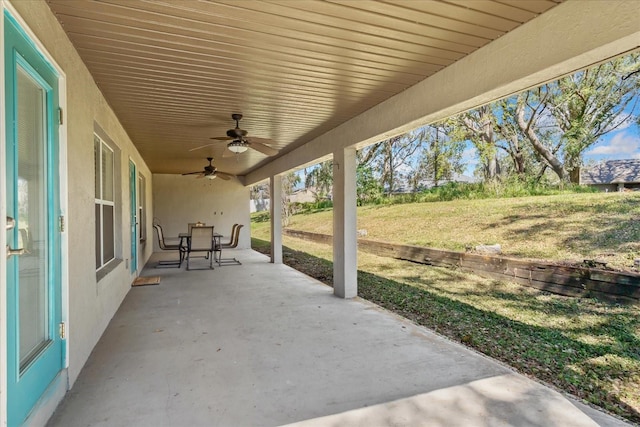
217,224 -> 243,265
188,222 -> 206,236
154,224 -> 177,250
221,224 -> 238,247
186,226 -> 215,270
229,224 -> 243,248
189,226 -> 214,252
154,224 -> 183,268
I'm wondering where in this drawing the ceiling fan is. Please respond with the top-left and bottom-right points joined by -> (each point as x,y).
181,157 -> 233,181
189,113 -> 279,156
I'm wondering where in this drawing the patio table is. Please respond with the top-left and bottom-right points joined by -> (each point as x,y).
179,232 -> 222,264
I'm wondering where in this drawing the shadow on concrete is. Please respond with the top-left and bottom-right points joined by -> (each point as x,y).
252,238 -> 639,424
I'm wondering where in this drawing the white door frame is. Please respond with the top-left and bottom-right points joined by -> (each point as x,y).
129,157 -> 138,275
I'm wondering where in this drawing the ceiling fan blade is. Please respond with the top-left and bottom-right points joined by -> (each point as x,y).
245,136 -> 273,144
196,174 -> 205,179
182,171 -> 204,175
216,172 -> 233,180
249,140 -> 279,156
189,143 -> 216,152
209,136 -> 232,141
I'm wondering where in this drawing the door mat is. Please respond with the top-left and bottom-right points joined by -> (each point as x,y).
132,276 -> 161,287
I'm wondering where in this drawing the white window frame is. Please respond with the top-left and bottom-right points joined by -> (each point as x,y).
95,134 -> 115,270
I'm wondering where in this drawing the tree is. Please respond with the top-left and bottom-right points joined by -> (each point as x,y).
550,53 -> 640,181
368,133 -> 424,194
281,171 -> 300,226
449,105 -> 501,181
250,182 -> 269,212
515,88 -> 568,180
494,98 -> 534,178
304,160 -> 333,202
356,162 -> 382,205
515,53 -> 640,182
416,123 -> 465,188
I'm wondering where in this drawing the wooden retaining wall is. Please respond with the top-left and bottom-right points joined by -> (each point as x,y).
283,229 -> 640,304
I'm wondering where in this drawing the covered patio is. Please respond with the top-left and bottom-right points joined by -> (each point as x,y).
1,1 -> 638,425
46,250 -> 627,427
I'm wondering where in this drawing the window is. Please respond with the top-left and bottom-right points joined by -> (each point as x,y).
95,135 -> 115,269
138,174 -> 146,242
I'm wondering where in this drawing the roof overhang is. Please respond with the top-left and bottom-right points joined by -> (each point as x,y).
43,0 -> 640,184
246,0 -> 640,185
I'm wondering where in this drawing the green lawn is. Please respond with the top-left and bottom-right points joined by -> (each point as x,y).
284,192 -> 640,271
251,192 -> 640,423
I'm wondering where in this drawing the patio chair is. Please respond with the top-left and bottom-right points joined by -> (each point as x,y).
188,222 -> 206,236
186,226 -> 215,270
153,224 -> 183,268
220,224 -> 239,248
217,224 -> 243,266
188,222 -> 212,260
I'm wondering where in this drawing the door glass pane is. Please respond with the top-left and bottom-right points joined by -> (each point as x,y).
16,66 -> 50,370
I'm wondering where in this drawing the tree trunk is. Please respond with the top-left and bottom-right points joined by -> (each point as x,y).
485,156 -> 498,181
509,135 -> 526,176
569,167 -> 581,184
516,99 -> 567,181
481,106 -> 498,180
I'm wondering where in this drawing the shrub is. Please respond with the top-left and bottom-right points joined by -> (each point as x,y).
357,180 -> 598,206
250,211 -> 270,223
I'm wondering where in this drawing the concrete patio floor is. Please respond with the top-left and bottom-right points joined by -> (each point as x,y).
47,250 -> 630,427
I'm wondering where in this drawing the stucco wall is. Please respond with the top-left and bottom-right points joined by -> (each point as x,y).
153,174 -> 251,250
9,1 -> 154,387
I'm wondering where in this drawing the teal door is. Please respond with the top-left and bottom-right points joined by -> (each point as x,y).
5,12 -> 63,427
129,160 -> 137,273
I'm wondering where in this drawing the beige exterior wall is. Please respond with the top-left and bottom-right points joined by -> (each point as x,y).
6,0 -> 154,392
153,174 -> 251,250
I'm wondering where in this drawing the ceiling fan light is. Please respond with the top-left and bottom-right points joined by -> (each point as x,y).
227,140 -> 248,154
206,173 -> 217,180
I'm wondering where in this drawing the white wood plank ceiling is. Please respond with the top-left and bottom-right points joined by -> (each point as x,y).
46,0 -> 562,177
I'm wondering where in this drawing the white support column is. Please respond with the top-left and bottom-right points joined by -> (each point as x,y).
333,147 -> 357,298
270,175 -> 283,264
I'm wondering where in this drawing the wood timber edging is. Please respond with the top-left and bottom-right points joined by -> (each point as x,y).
283,229 -> 640,304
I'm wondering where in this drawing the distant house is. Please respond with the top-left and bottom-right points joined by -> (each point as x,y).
288,187 -> 322,204
390,173 -> 478,194
580,159 -> 640,192
249,198 -> 270,213
417,173 -> 478,191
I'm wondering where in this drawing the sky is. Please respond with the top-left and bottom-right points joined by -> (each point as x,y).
461,146 -> 479,177
583,122 -> 640,162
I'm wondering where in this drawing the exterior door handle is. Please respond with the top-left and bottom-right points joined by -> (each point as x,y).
6,216 -> 25,258
6,245 -> 26,259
